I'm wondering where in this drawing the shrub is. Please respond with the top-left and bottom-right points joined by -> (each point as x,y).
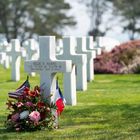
94,40 -> 140,74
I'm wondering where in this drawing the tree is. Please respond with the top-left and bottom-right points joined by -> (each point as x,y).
82,0 -> 111,40
109,0 -> 140,40
0,0 -> 76,42
88,0 -> 106,38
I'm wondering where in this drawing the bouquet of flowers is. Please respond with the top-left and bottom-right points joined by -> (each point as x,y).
5,77 -> 65,131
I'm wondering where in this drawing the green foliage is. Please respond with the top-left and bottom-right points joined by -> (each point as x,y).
0,0 -> 76,42
0,64 -> 140,139
133,64 -> 140,74
109,0 -> 140,40
84,0 -> 111,38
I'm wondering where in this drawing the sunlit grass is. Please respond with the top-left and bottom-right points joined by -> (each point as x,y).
0,64 -> 140,140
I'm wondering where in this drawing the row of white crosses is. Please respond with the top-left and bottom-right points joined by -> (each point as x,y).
0,38 -> 39,81
57,37 -> 87,91
57,37 -> 87,105
0,53 -> 6,66
10,39 -> 39,81
57,37 -> 97,105
0,40 -> 11,69
76,37 -> 96,81
24,36 -> 100,105
0,52 -> 10,69
0,35 -> 101,105
87,37 -> 102,56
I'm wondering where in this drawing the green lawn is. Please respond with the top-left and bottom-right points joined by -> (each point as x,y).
0,65 -> 140,140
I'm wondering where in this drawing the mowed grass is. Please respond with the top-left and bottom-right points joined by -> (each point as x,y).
0,64 -> 140,140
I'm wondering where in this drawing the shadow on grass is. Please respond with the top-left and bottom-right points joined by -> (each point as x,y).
0,116 -> 8,134
114,79 -> 140,84
0,80 -> 13,84
6,80 -> 14,83
0,104 -> 140,139
0,128 -> 8,134
65,104 -> 140,117
63,104 -> 140,138
132,80 -> 140,83
61,104 -> 140,139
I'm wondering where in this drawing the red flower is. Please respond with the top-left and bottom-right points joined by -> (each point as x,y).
37,102 -> 45,108
28,91 -> 38,97
40,112 -> 46,120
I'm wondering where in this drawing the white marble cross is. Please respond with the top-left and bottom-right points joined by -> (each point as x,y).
0,52 -> 6,65
4,55 -> 10,69
86,36 -> 102,55
56,37 -> 86,105
76,36 -> 96,82
0,41 -> 11,69
24,36 -> 73,104
0,52 -> 10,69
57,36 -> 87,92
7,39 -> 21,81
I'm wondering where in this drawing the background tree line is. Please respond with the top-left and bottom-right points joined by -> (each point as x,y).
0,0 -> 140,42
84,0 -> 140,40
0,0 -> 76,42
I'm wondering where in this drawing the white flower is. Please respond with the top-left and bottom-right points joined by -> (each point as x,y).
20,110 -> 29,120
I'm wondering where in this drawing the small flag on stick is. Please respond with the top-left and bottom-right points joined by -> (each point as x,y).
53,78 -> 65,116
8,76 -> 30,99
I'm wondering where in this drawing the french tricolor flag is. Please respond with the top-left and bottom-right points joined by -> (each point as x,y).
54,80 -> 66,116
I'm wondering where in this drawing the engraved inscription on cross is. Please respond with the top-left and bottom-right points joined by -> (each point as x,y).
24,36 -> 72,102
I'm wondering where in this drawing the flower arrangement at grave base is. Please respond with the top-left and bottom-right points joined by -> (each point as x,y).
5,77 -> 65,132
